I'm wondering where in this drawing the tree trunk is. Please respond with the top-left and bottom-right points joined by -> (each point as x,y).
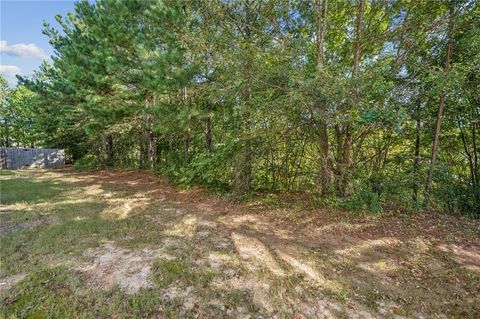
318,121 -> 331,195
234,147 -> 252,195
106,134 -> 114,166
413,103 -> 421,203
459,121 -> 475,185
205,116 -> 212,152
472,121 -> 480,216
233,0 -> 254,196
472,116 -> 479,186
469,103 -> 479,191
147,95 -> 156,168
338,126 -> 352,197
4,120 -> 10,147
182,86 -> 190,161
315,0 -> 332,196
352,0 -> 364,77
183,131 -> 190,160
315,0 -> 327,67
147,129 -> 154,168
139,132 -> 146,168
337,0 -> 364,197
459,117 -> 480,215
424,0 -> 455,206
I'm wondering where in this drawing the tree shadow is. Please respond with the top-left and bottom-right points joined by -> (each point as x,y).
2,168 -> 479,318
70,168 -> 480,317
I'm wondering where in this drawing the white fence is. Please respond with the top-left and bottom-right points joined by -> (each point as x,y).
0,147 -> 65,169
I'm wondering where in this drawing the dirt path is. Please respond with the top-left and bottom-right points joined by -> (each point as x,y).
1,169 -> 479,318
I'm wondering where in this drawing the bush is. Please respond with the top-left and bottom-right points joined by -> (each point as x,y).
339,188 -> 382,214
73,154 -> 104,170
159,148 -> 232,191
435,182 -> 480,218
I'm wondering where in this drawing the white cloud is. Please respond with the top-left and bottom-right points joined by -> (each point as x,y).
0,65 -> 23,87
0,65 -> 22,77
0,40 -> 48,60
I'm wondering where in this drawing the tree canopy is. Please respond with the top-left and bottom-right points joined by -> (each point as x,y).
1,0 -> 479,217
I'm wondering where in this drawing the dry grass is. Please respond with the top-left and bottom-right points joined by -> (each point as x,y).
1,168 -> 479,318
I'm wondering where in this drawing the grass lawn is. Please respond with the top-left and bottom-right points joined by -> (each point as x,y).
1,169 -> 479,318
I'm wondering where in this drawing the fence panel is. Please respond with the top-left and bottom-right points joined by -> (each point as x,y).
0,148 -> 65,169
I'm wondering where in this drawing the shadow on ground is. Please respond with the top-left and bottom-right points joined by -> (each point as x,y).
1,169 -> 479,318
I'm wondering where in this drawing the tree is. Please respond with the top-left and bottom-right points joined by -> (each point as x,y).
315,0 -> 332,195
0,75 -> 12,147
13,0 -> 479,216
424,0 -> 456,206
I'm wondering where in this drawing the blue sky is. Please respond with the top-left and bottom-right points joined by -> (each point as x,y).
1,0 -> 78,86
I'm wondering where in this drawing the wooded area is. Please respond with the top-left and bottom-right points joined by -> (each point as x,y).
1,0 -> 478,216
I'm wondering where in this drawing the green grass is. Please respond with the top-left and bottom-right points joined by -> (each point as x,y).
151,258 -> 218,290
2,266 -> 164,318
0,170 -> 254,318
0,178 -> 68,205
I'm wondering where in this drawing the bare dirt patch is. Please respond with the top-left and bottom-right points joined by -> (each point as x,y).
0,274 -> 27,292
76,241 -> 160,294
0,214 -> 60,237
0,220 -> 41,236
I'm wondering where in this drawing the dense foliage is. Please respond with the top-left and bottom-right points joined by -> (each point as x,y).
1,0 -> 478,216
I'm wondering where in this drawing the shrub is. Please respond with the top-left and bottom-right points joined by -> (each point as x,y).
73,154 -> 104,170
